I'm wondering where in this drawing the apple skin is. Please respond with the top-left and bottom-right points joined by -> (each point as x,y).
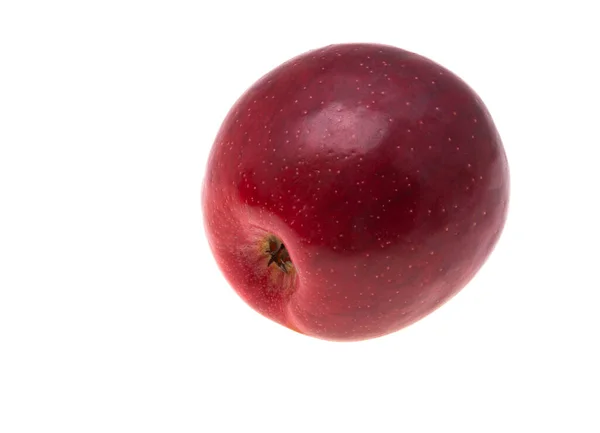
202,43 -> 509,341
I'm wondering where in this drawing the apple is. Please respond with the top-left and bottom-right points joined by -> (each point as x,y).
202,43 -> 509,341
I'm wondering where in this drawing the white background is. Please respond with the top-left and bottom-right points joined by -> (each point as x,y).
1,1 -> 599,432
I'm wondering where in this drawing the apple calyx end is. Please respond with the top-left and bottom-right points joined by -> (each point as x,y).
265,236 -> 293,274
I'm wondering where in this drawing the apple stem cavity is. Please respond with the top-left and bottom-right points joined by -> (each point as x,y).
265,237 -> 293,273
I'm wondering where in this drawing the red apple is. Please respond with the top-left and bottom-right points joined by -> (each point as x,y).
202,43 -> 509,341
